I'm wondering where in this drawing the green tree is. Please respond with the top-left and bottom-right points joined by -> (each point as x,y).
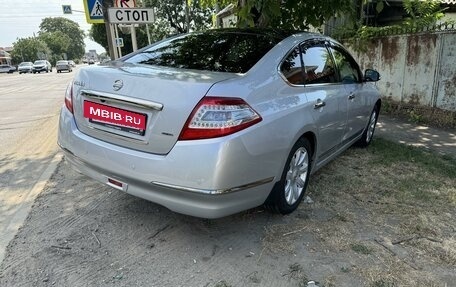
89,24 -> 108,52
10,37 -> 50,64
144,0 -> 214,33
39,31 -> 70,59
403,0 -> 445,27
331,0 -> 452,52
202,0 -> 353,29
39,17 -> 85,59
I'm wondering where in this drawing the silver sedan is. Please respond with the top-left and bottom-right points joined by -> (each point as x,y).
58,29 -> 381,218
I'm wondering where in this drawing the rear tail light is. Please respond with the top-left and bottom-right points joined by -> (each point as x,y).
64,82 -> 73,113
179,97 -> 262,140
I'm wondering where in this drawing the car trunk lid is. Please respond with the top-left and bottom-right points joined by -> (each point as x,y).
72,63 -> 239,154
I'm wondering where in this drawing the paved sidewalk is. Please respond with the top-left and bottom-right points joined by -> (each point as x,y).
376,114 -> 456,158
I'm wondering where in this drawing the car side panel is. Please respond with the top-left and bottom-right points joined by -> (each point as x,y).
205,71 -> 319,182
344,82 -> 371,141
305,84 -> 347,161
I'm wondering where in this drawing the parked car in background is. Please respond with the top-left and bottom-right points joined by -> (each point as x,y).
32,60 -> 52,73
88,59 -> 95,65
0,64 -> 16,73
18,62 -> 33,74
68,60 -> 76,67
58,28 -> 381,218
56,60 -> 72,73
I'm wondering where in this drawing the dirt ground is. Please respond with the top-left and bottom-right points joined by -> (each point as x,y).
0,139 -> 455,287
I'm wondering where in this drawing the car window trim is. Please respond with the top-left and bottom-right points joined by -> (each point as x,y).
278,38 -> 347,88
277,45 -> 305,87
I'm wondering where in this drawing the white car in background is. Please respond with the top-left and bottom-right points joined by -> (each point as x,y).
32,60 -> 52,73
18,62 -> 33,74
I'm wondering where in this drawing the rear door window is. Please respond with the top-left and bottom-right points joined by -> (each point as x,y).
301,44 -> 337,85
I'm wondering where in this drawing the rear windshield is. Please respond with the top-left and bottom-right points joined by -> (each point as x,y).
124,31 -> 283,73
35,61 -> 45,64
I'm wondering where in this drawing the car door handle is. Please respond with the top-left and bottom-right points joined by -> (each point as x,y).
314,100 -> 326,109
348,94 -> 356,100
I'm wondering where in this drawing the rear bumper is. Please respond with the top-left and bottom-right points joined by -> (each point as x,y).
58,107 -> 278,218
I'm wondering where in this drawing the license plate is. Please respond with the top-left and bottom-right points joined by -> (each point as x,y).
83,101 -> 147,136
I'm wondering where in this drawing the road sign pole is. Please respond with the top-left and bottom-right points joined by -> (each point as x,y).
102,0 -> 116,60
110,24 -> 119,59
130,25 -> 138,52
144,4 -> 152,45
114,24 -> 122,57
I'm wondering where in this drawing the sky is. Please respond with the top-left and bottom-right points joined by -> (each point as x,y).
0,0 -> 105,53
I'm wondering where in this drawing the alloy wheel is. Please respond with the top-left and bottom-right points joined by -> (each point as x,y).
366,110 -> 377,143
284,147 -> 309,205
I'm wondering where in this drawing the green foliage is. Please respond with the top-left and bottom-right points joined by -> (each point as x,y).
10,37 -> 50,64
89,24 -> 109,52
403,0 -> 445,26
201,0 -> 353,29
276,0 -> 353,30
39,32 -> 70,59
39,17 -> 85,59
334,0 -> 453,52
143,0 -> 214,33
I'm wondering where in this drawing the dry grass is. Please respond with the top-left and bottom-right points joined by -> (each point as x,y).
261,222 -> 309,254
263,138 -> 456,285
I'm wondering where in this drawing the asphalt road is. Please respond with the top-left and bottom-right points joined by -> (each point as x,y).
0,68 -> 78,262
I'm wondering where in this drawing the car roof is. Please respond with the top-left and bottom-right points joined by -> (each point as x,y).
203,28 -> 307,41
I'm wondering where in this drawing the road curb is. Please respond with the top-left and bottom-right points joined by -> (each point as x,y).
0,152 -> 63,264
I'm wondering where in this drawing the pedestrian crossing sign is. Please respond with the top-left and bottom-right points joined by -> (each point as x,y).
62,5 -> 72,14
83,0 -> 105,23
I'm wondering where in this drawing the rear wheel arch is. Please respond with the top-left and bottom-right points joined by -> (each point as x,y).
264,131 -> 316,214
375,99 -> 382,112
300,131 -> 316,162
355,101 -> 381,147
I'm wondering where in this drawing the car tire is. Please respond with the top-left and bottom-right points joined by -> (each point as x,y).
355,106 -> 380,148
265,138 -> 312,215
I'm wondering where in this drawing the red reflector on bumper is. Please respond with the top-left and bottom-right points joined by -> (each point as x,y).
106,177 -> 128,191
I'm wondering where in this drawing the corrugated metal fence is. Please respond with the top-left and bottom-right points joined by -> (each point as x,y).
346,31 -> 456,112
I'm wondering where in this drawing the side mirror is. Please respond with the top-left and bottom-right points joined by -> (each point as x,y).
364,69 -> 380,82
